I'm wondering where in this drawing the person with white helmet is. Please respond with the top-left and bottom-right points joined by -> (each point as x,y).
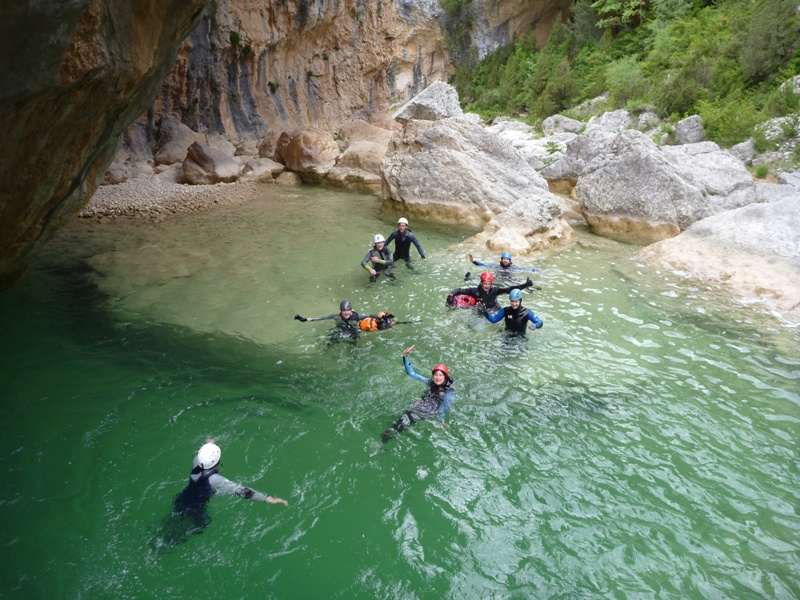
384,217 -> 426,266
466,251 -> 539,280
361,233 -> 395,282
447,271 -> 533,313
484,287 -> 543,336
294,300 -> 383,343
381,344 -> 455,442
173,439 -> 288,529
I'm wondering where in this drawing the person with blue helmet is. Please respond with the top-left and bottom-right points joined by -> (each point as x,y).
385,217 -> 426,266
485,288 -> 544,336
467,250 -> 539,279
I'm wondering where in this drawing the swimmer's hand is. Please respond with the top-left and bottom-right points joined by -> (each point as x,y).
294,314 -> 307,322
403,344 -> 415,357
266,496 -> 289,507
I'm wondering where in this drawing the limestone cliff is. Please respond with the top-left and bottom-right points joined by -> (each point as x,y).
0,0 -> 210,289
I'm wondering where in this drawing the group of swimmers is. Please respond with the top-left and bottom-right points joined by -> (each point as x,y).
170,218 -> 544,532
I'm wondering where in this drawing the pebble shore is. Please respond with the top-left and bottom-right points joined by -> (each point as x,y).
80,178 -> 265,219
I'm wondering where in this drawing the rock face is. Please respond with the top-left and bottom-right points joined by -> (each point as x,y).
381,100 -> 570,253
638,194 -> 800,322
0,0 -> 210,289
545,128 -> 758,243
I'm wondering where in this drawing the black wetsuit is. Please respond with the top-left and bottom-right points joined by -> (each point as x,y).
385,229 -> 425,261
448,281 -> 528,312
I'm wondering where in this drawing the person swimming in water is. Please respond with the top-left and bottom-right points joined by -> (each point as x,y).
166,440 -> 288,544
384,218 -> 426,267
361,234 -> 395,282
466,251 -> 539,280
381,345 -> 455,442
295,300 -> 382,343
447,271 -> 533,313
484,288 -> 544,336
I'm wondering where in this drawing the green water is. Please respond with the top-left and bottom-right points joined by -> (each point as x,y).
1,185 -> 799,599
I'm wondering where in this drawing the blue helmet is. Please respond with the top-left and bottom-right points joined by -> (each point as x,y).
501,252 -> 512,260
509,288 -> 523,301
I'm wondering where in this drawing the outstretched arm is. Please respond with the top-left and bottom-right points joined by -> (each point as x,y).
485,307 -> 506,324
208,473 -> 288,506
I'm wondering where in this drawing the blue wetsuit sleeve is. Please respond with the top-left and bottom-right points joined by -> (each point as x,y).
409,233 -> 425,258
528,312 -> 544,329
403,356 -> 429,384
486,308 -> 506,323
438,390 -> 455,420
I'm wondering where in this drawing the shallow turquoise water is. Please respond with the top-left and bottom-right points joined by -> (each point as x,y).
1,185 -> 799,599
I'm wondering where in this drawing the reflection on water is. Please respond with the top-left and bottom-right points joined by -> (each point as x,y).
0,184 -> 799,598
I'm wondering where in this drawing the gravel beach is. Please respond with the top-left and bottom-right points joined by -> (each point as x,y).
80,178 -> 267,219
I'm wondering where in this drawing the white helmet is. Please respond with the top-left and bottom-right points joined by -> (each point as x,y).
197,443 -> 221,469
374,234 -> 385,244
398,217 -> 409,225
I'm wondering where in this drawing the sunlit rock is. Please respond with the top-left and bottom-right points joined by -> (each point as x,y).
182,141 -> 242,184
638,193 -> 800,322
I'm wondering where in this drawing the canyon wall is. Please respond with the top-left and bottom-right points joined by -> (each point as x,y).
0,0 -> 569,288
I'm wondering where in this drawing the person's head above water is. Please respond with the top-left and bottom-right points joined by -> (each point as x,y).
198,443 -> 221,470
479,271 -> 494,289
340,300 -> 353,315
509,288 -> 523,302
373,234 -> 385,248
500,251 -> 512,267
431,363 -> 454,385
397,217 -> 408,232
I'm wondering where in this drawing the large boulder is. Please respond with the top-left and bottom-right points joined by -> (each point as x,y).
273,128 -> 339,182
155,115 -> 206,166
325,119 -> 395,193
392,81 -> 463,124
381,115 -> 570,252
638,193 -> 800,322
660,142 -> 757,212
182,142 -> 242,184
577,130 -> 709,241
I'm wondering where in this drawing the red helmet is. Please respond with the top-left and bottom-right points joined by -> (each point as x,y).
432,364 -> 453,383
479,271 -> 494,283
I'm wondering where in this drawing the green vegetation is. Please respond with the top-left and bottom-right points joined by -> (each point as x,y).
450,0 -> 800,150
755,164 -> 770,178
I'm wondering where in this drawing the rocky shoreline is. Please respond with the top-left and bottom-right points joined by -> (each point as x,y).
79,178 -> 267,220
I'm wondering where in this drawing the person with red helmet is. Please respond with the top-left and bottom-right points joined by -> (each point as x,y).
446,271 -> 533,312
381,344 -> 455,442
